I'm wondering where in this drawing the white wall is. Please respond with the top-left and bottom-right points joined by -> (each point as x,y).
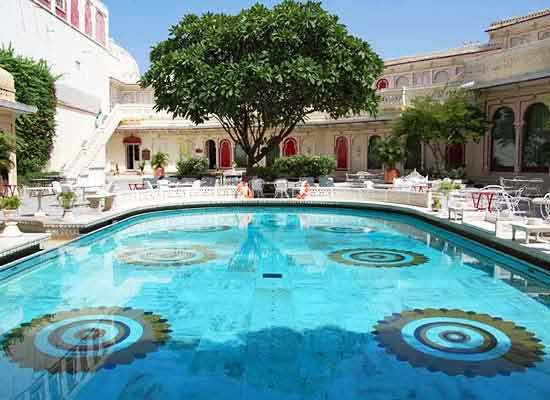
0,0 -> 139,172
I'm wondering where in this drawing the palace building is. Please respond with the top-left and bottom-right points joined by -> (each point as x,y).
1,1 -> 550,184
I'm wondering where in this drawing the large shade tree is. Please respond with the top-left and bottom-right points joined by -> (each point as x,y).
141,0 -> 383,171
392,89 -> 487,176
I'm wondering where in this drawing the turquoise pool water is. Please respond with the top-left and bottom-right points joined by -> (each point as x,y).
0,207 -> 549,400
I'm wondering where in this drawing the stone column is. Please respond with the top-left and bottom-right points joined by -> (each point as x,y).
514,122 -> 524,174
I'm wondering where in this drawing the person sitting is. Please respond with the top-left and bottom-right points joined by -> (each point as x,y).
236,178 -> 253,199
296,180 -> 311,200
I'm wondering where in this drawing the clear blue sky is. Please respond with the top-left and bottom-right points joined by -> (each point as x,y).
103,0 -> 550,73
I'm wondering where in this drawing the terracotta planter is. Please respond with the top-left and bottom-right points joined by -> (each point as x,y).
384,168 -> 399,183
154,167 -> 165,178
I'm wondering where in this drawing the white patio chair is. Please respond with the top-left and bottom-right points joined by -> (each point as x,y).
250,178 -> 265,198
274,179 -> 289,198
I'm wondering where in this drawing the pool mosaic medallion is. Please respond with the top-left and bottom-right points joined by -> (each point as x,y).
328,248 -> 428,268
116,245 -> 217,267
313,226 -> 373,234
373,308 -> 545,377
1,307 -> 171,374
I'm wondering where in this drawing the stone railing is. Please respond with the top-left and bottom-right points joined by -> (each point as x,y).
112,186 -> 431,211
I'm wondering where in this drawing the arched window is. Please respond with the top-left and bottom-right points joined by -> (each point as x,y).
405,137 -> 422,170
491,107 -> 516,172
376,79 -> 389,90
70,0 -> 79,27
84,1 -> 92,36
219,140 -> 232,169
335,136 -> 348,170
234,143 -> 247,168
522,103 -> 550,172
395,76 -> 409,89
282,138 -> 298,157
266,143 -> 280,166
433,70 -> 450,84
367,136 -> 382,170
205,140 -> 216,169
446,144 -> 464,168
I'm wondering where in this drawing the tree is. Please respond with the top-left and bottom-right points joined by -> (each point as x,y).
0,131 -> 16,182
141,1 -> 383,172
0,47 -> 57,176
392,89 -> 487,176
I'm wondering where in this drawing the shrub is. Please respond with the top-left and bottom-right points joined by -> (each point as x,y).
248,166 -> 279,181
374,135 -> 406,169
176,156 -> 208,178
273,155 -> 336,178
0,47 -> 57,176
1,196 -> 21,210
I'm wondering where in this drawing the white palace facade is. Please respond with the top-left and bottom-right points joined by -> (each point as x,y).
2,1 -> 550,183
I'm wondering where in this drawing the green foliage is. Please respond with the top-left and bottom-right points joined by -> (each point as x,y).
141,1 -> 383,169
0,131 -> 16,177
0,196 -> 21,210
151,152 -> 169,169
374,135 -> 407,169
248,166 -> 279,181
18,170 -> 60,185
57,191 -> 76,209
438,180 -> 461,195
393,88 -> 487,175
176,156 -> 208,177
272,154 -> 336,177
0,47 -> 57,175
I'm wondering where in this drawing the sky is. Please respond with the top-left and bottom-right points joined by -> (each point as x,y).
103,0 -> 550,73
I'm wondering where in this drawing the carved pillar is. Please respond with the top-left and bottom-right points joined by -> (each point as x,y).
514,122 -> 524,173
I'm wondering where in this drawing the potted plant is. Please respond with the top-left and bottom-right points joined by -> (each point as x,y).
1,196 -> 22,237
431,195 -> 442,213
374,135 -> 407,183
151,152 -> 169,178
58,191 -> 76,220
438,179 -> 462,210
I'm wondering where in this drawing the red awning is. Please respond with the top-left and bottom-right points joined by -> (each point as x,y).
123,136 -> 141,144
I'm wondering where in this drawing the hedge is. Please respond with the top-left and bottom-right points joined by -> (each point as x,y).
0,46 -> 57,176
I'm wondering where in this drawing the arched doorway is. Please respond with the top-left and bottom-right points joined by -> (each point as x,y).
282,138 -> 298,157
367,136 -> 382,170
405,137 -> 422,170
491,107 -> 515,172
335,136 -> 348,170
446,144 -> 464,169
205,140 -> 216,169
234,143 -> 247,168
266,143 -> 280,166
219,140 -> 232,169
522,103 -> 550,172
124,135 -> 141,170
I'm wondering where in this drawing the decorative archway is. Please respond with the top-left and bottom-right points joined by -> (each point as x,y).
219,140 -> 232,169
490,107 -> 516,172
335,136 -> 348,170
123,136 -> 141,170
234,143 -> 247,168
282,138 -> 298,157
367,136 -> 382,170
205,140 -> 216,169
446,144 -> 464,168
522,103 -> 550,172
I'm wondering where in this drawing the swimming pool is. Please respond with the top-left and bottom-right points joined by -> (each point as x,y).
0,207 -> 549,400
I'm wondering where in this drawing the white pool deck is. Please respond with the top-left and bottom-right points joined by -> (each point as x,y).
0,233 -> 50,263
1,183 -> 550,269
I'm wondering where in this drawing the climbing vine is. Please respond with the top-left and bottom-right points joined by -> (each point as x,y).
0,47 -> 57,176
